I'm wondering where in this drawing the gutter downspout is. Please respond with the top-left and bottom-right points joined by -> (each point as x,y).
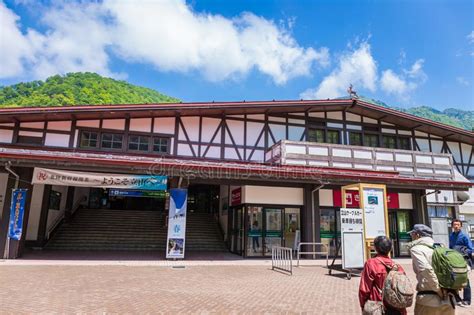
3,162 -> 20,259
311,184 -> 325,259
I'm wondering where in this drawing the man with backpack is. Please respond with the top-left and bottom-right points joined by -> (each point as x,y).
449,219 -> 473,307
408,224 -> 468,315
359,235 -> 412,315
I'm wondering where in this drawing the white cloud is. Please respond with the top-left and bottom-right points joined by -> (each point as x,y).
468,31 -> 474,44
0,0 -> 328,84
300,42 -> 377,99
0,2 -> 33,78
380,59 -> 426,98
456,77 -> 470,86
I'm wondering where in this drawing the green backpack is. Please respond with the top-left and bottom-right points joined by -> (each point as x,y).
423,244 -> 469,290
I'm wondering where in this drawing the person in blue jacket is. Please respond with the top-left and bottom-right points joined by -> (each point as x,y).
449,219 -> 473,307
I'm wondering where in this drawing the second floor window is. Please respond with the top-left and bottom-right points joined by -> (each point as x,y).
382,135 -> 397,149
364,134 -> 379,147
349,132 -> 362,146
399,137 -> 411,150
308,128 -> 325,143
153,137 -> 169,153
129,135 -> 150,151
80,131 -> 98,148
327,130 -> 340,144
101,133 -> 123,149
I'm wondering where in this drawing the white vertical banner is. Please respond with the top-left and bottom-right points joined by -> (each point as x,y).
166,188 -> 187,259
362,188 -> 386,238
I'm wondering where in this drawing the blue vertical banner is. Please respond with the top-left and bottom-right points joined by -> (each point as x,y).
166,188 -> 187,259
8,189 -> 28,241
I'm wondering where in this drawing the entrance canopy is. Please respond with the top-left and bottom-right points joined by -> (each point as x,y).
0,147 -> 472,191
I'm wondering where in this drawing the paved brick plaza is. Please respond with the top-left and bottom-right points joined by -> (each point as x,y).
0,259 -> 473,314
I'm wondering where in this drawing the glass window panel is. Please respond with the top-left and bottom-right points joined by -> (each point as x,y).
80,131 -> 99,148
428,206 -> 437,217
153,137 -> 169,153
128,135 -> 149,151
101,133 -> 122,149
327,130 -> 340,144
308,129 -> 325,143
247,206 -> 263,256
349,132 -> 362,146
437,206 -> 448,218
399,137 -> 411,150
382,135 -> 397,149
364,134 -> 379,147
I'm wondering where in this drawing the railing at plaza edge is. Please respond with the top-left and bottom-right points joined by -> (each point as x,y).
265,140 -> 455,180
296,242 -> 329,267
271,246 -> 293,275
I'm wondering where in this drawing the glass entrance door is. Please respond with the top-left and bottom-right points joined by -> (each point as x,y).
230,206 -> 244,255
388,211 -> 412,257
264,208 -> 283,255
246,206 -> 263,257
284,208 -> 300,249
388,212 -> 399,256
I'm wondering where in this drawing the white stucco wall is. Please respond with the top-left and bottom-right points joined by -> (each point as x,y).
242,185 -> 303,206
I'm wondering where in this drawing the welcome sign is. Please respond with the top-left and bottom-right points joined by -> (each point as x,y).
32,168 -> 167,191
166,188 -> 188,259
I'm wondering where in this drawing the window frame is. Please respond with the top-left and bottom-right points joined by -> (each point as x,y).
100,132 -> 124,150
128,134 -> 151,152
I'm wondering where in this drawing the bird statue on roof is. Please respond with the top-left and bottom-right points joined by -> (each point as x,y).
347,84 -> 358,99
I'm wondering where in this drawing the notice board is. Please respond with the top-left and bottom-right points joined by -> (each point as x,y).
340,208 -> 365,269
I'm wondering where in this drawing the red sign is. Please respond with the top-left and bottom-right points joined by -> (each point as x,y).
231,187 -> 242,206
333,190 -> 360,208
333,189 -> 400,209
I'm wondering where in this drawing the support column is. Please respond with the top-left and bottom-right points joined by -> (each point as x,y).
1,167 -> 34,259
64,186 -> 75,222
413,190 -> 429,226
302,184 -> 314,244
312,188 -> 321,244
0,174 -> 16,257
36,185 -> 52,247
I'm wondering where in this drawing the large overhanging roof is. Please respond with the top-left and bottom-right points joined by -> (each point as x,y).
0,147 -> 471,191
0,98 -> 472,144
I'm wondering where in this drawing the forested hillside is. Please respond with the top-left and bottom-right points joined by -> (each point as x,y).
0,73 -> 179,107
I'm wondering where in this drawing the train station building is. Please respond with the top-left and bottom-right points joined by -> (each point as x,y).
0,97 -> 472,259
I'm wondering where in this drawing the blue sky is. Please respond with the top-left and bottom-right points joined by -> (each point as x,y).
1,0 -> 473,110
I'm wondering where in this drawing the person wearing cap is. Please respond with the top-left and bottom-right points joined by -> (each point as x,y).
407,224 -> 454,315
449,219 -> 472,307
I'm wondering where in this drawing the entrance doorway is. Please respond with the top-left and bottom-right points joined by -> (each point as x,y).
229,205 -> 301,257
388,210 -> 412,256
89,188 -> 166,211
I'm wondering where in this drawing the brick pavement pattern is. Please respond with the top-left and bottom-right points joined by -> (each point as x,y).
0,263 -> 473,314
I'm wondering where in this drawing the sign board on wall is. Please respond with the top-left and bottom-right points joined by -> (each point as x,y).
340,208 -> 365,269
32,168 -> 167,191
231,187 -> 242,206
166,188 -> 188,259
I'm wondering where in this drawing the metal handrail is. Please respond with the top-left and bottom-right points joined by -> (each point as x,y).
297,242 -> 329,267
272,246 -> 293,275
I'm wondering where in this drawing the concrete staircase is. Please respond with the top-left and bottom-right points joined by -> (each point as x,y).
46,209 -> 166,251
185,212 -> 227,251
46,209 -> 226,252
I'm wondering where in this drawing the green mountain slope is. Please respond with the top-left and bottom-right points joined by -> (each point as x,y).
0,72 -> 179,107
359,97 -> 473,131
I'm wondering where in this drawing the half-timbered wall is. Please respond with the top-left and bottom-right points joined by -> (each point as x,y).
0,110 -> 472,179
